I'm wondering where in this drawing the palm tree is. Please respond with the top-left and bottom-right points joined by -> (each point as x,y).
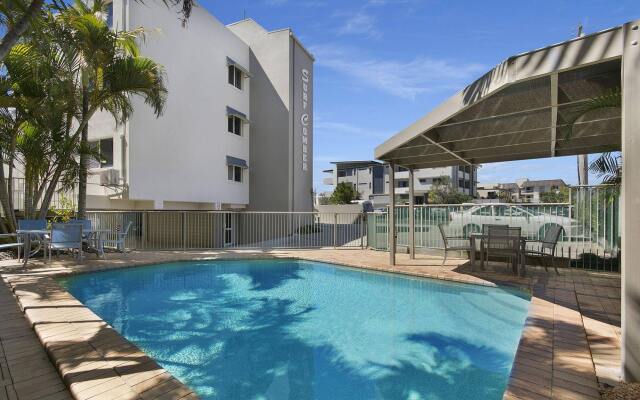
0,4 -> 167,228
0,0 -> 194,63
59,0 -> 163,219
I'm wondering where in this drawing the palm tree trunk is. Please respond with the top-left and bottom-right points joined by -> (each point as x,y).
0,0 -> 44,62
39,162 -> 67,219
0,153 -> 17,232
577,154 -> 589,185
77,86 -> 89,219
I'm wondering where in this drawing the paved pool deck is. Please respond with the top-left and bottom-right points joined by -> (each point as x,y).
0,249 -> 622,400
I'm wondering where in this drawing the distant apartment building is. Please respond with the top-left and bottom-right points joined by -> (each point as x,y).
322,161 -> 476,205
477,178 -> 567,203
85,4 -> 313,211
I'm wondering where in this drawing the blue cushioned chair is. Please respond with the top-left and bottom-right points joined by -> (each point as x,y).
49,223 -> 83,261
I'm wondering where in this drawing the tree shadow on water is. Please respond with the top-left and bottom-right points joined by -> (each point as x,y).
368,332 -> 513,400
145,296 -> 376,400
244,260 -> 303,291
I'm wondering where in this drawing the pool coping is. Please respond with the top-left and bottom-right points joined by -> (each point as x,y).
3,273 -> 199,400
1,250 -> 620,400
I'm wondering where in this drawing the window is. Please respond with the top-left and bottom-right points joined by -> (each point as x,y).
471,206 -> 492,216
105,2 -> 113,28
228,165 -> 242,182
228,65 -> 242,90
372,166 -> 384,194
90,138 -> 113,168
458,178 -> 464,188
227,115 -> 242,136
419,178 -> 429,185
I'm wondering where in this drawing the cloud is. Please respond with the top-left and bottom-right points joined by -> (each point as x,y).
315,120 -> 390,139
337,12 -> 379,37
311,44 -> 485,99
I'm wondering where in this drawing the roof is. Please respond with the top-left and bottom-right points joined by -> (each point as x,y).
519,179 -> 566,187
479,179 -> 566,190
374,22 -> 631,169
330,160 -> 382,166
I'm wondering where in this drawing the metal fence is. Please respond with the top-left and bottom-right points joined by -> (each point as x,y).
86,211 -> 367,250
85,185 -> 619,272
1,177 -> 76,216
368,185 -> 620,271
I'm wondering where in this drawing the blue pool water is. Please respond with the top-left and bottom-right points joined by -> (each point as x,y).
59,259 -> 530,400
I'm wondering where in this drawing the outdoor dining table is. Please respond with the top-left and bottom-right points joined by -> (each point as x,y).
469,231 -> 527,276
16,228 -> 111,266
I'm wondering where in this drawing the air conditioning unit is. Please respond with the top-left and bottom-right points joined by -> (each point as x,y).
99,169 -> 120,186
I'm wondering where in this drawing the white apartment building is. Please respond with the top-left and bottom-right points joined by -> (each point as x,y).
323,161 -> 476,205
85,3 -> 313,211
477,178 -> 567,203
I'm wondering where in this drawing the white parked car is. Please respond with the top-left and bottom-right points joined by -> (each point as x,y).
448,204 -> 579,240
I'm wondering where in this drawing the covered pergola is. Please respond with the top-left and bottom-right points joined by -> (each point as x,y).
375,21 -> 639,381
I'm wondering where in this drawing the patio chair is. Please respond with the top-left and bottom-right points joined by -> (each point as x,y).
17,219 -> 49,259
485,226 -> 522,274
481,224 -> 508,263
523,225 -> 563,274
438,224 -> 473,266
69,219 -> 92,234
102,221 -> 132,255
0,233 -> 27,260
49,223 -> 83,261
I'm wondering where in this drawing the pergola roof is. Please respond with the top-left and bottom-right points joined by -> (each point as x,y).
374,24 -> 625,168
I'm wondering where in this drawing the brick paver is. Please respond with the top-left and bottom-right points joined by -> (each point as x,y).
0,249 -> 622,400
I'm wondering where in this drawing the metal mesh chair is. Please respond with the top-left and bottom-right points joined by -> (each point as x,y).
524,225 -> 563,273
49,223 -> 83,261
438,224 -> 473,266
103,221 -> 132,254
69,219 -> 92,234
481,224 -> 508,263
486,225 -> 521,273
17,219 -> 49,259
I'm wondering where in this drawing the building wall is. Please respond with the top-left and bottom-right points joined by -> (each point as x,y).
228,20 -> 314,212
126,1 -> 250,208
84,10 -> 313,211
228,22 -> 290,211
291,36 -> 314,211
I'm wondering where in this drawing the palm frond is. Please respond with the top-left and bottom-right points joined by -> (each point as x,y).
566,88 -> 621,139
589,152 -> 621,185
101,56 -> 167,118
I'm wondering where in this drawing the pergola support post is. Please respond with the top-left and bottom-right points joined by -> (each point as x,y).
408,168 -> 415,259
388,163 -> 396,266
622,20 -> 640,382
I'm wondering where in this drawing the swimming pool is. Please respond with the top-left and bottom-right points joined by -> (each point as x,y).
59,259 -> 530,400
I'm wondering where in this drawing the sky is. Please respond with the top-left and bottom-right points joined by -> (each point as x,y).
201,0 -> 637,193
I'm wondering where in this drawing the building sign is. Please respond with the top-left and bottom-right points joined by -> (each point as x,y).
301,68 -> 311,171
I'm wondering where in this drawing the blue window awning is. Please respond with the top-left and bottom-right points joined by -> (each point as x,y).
226,106 -> 249,123
226,57 -> 251,77
226,156 -> 248,169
